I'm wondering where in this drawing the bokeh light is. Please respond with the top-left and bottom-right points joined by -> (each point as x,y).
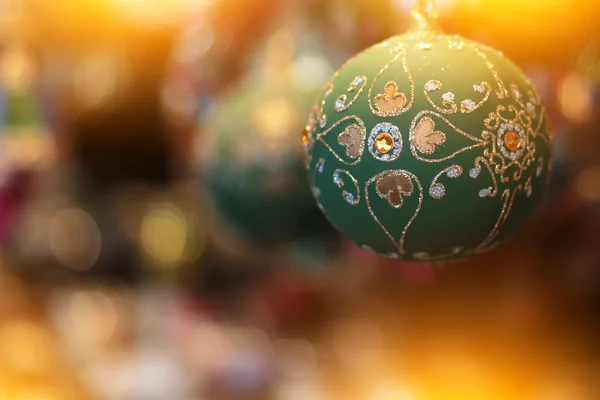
67,290 -> 120,351
272,338 -> 318,379
48,208 -> 102,271
139,202 -> 205,267
0,321 -> 54,374
558,73 -> 593,124
0,43 -> 35,91
0,1 -> 598,400
575,166 -> 600,203
370,383 -> 415,400
73,51 -> 121,112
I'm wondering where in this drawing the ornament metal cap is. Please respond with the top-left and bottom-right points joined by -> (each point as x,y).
410,0 -> 442,34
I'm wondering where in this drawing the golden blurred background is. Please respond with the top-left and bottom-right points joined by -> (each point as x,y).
0,0 -> 599,399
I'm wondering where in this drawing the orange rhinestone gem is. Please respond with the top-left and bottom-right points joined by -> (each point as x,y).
302,126 -> 310,145
375,133 -> 394,154
504,131 -> 521,152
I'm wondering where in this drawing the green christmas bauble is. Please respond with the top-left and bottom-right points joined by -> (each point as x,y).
203,78 -> 327,243
304,30 -> 553,262
201,14 -> 342,244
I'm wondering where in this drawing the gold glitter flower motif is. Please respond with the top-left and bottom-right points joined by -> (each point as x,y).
411,117 -> 446,155
376,171 -> 414,208
337,124 -> 365,159
374,81 -> 407,114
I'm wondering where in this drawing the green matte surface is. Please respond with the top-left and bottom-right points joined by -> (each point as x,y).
305,34 -> 553,262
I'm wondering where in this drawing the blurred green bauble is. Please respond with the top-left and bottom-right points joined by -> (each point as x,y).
0,43 -> 54,172
203,78 -> 322,244
304,7 -> 553,262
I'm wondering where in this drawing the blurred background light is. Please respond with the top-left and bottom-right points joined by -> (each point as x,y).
558,73 -> 593,124
0,43 -> 35,91
68,290 -> 119,351
370,383 -> 415,400
173,22 -> 215,65
0,321 -> 54,374
139,202 -> 207,267
575,166 -> 600,203
272,338 -> 318,379
48,207 -> 102,271
140,203 -> 187,265
290,53 -> 334,93
0,1 -> 599,400
73,51 -> 121,112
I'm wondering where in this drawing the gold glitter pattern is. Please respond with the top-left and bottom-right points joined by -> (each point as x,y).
410,111 -> 487,162
429,165 -> 463,199
413,246 -> 464,261
368,47 -> 415,117
461,82 -> 492,113
473,157 -> 499,197
333,169 -> 361,206
473,45 -> 508,99
365,170 -> 424,255
410,116 -> 447,155
338,124 -> 365,159
423,80 -> 458,114
374,81 -> 408,114
482,105 -> 537,184
375,170 -> 414,208
334,75 -> 368,113
475,185 -> 522,253
316,116 -> 366,166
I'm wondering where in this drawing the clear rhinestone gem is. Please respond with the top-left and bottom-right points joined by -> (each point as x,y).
512,87 -> 521,99
469,167 -> 481,179
536,165 -> 543,177
527,102 -> 535,113
451,246 -> 463,254
352,76 -> 364,87
335,95 -> 346,111
442,92 -> 455,102
362,245 -> 374,253
320,114 -> 327,128
344,192 -> 355,203
526,187 -> 532,198
462,99 -> 476,111
473,84 -> 485,93
479,188 -> 491,198
318,162 -> 325,173
425,80 -> 440,92
446,167 -> 461,178
429,184 -> 445,199
333,172 -> 342,187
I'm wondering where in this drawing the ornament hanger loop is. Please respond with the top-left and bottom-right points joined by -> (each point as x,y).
410,0 -> 442,34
